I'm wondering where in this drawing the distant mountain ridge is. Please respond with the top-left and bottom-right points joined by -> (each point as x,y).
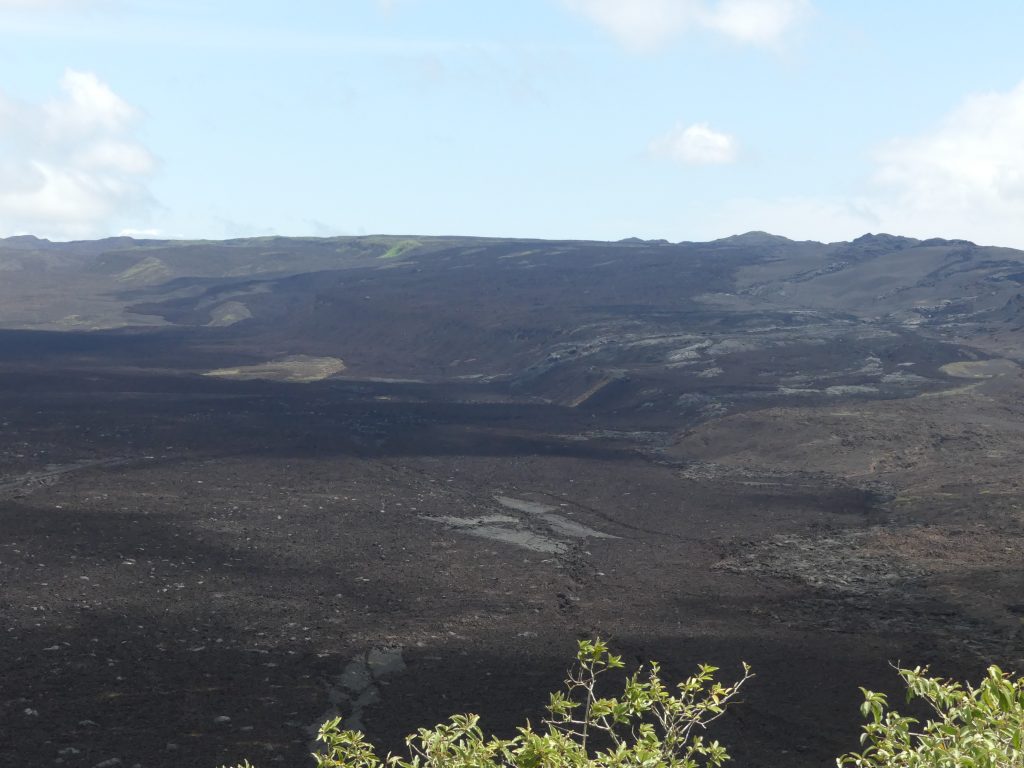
2,231 -> 1023,393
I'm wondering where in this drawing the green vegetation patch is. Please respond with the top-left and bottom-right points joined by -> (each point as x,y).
379,240 -> 421,259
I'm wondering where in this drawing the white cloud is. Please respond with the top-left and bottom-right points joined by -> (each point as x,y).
0,69 -> 155,239
44,69 -> 137,137
703,0 -> 807,45
708,80 -> 1024,248
74,140 -> 154,174
561,0 -> 690,51
118,227 -> 163,238
561,0 -> 809,51
651,122 -> 738,165
873,81 -> 1024,217
858,79 -> 1024,246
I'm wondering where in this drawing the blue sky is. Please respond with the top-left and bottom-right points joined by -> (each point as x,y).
2,1 -> 1024,246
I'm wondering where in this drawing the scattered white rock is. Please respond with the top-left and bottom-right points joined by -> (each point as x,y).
824,384 -> 878,396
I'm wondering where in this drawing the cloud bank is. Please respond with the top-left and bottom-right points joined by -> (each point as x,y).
0,69 -> 155,240
721,79 -> 1024,247
873,80 -> 1024,226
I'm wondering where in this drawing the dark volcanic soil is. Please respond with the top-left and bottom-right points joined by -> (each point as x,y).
2,233 -> 1024,768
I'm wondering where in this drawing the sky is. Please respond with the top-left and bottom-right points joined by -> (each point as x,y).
2,1 -> 1024,246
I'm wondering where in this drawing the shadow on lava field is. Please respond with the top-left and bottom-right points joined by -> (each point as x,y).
1,599 -> 991,768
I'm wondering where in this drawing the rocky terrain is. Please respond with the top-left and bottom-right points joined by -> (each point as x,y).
1,232 -> 1023,767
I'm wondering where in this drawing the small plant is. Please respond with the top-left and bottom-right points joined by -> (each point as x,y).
225,638 -> 751,768
838,664 -> 1024,768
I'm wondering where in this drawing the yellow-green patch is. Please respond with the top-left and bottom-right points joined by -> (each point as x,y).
940,359 -> 1020,378
203,355 -> 345,383
116,256 -> 171,283
380,240 -> 420,259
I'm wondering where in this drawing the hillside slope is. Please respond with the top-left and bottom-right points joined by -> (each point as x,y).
2,232 -> 1023,768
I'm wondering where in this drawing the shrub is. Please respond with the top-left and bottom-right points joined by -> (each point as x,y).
222,647 -> 1024,768
838,664 -> 1024,768
224,638 -> 752,768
